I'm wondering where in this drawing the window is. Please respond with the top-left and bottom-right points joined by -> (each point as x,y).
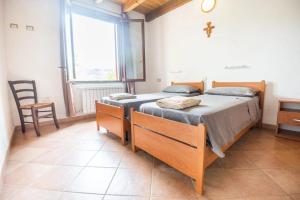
123,19 -> 145,81
62,3 -> 146,83
72,13 -> 119,81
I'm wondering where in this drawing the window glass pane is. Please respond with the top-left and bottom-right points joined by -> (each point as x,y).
72,13 -> 118,81
124,20 -> 145,81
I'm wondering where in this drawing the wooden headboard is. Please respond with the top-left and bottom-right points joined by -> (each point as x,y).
171,81 -> 205,94
212,81 -> 266,122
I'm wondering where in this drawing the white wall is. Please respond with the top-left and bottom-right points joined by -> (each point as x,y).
0,0 -> 14,184
5,0 -> 66,125
4,0 -> 147,124
146,0 -> 300,125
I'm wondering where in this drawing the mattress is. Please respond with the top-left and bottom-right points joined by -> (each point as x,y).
139,94 -> 261,157
101,92 -> 200,119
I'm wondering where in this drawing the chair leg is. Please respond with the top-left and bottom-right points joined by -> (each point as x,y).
35,109 -> 39,127
19,109 -> 26,133
20,117 -> 26,133
31,107 -> 41,137
51,103 -> 60,129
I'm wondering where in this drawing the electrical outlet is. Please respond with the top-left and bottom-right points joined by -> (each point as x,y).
10,23 -> 18,29
156,78 -> 162,83
26,25 -> 34,31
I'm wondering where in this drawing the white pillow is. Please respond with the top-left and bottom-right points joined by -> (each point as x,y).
205,87 -> 258,97
162,85 -> 200,94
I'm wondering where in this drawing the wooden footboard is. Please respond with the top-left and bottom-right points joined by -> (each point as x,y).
131,109 -> 258,194
96,102 -> 130,145
131,109 -> 207,194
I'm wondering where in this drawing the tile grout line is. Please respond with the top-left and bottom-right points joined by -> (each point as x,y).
259,168 -> 290,196
61,130 -> 109,196
102,163 -> 118,197
102,138 -> 124,198
63,130 -> 115,196
149,156 -> 155,200
61,164 -> 86,194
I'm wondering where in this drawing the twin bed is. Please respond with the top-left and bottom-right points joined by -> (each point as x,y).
96,80 -> 266,194
96,81 -> 204,144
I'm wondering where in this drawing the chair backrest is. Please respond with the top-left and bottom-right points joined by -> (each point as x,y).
8,80 -> 38,109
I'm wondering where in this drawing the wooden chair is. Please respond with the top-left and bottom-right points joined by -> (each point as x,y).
8,80 -> 60,136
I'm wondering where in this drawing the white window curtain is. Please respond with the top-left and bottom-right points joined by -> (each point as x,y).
60,0 -> 74,116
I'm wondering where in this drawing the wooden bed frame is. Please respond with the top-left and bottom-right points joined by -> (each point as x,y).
96,81 -> 205,145
130,81 -> 265,194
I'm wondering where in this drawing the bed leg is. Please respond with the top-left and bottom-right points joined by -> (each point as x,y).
195,178 -> 203,195
132,145 -> 137,152
121,135 -> 126,145
96,120 -> 100,131
195,124 -> 206,194
95,112 -> 100,131
120,117 -> 127,145
96,102 -> 100,131
130,108 -> 136,152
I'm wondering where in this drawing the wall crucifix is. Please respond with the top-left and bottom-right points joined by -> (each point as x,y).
203,21 -> 215,38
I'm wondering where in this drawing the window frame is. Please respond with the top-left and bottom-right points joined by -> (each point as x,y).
68,5 -> 122,83
122,19 -> 146,82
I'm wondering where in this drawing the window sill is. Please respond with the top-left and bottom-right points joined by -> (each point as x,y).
68,80 -> 122,84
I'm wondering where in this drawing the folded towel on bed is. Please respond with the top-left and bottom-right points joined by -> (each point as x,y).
156,96 -> 201,110
109,93 -> 136,100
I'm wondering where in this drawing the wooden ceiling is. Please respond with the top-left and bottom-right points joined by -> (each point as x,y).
112,0 -> 192,22
134,0 -> 171,14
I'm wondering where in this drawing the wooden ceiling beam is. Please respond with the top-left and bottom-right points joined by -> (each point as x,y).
145,0 -> 192,22
123,0 -> 149,12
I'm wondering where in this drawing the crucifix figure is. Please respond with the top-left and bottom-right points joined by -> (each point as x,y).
203,21 -> 215,38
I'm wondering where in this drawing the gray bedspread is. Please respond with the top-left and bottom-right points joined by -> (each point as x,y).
101,92 -> 200,119
139,94 -> 261,157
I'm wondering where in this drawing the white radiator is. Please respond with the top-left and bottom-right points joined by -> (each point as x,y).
73,83 -> 126,114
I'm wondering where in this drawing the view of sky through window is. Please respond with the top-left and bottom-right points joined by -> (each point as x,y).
72,13 -> 118,81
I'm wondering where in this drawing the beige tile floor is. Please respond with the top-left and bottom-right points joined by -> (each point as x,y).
1,120 -> 300,200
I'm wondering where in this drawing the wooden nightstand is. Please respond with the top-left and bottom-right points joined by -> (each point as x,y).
276,98 -> 300,141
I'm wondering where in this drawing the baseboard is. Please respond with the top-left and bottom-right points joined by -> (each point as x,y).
262,123 -> 277,131
55,113 -> 95,124
14,113 -> 96,132
0,126 -> 16,193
